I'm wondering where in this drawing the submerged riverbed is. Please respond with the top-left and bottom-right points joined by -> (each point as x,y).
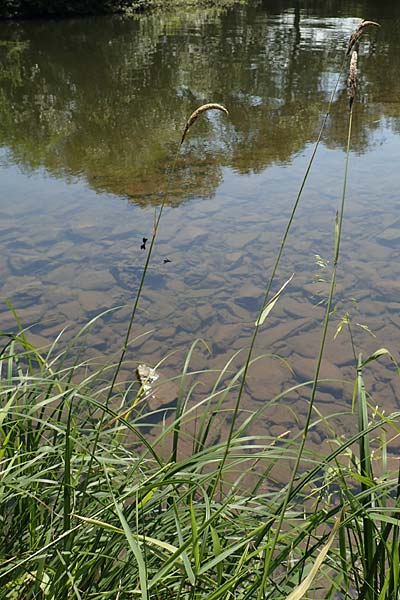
0,0 -> 399,438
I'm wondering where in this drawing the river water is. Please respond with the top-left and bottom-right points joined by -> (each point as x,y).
0,0 -> 399,437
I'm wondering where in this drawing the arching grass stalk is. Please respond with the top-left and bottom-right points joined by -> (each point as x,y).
107,103 -> 228,404
210,57 -> 346,498
80,104 -> 228,505
258,104 -> 355,598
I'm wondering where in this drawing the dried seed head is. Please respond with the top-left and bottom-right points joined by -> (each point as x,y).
346,19 -> 380,56
347,49 -> 358,109
180,103 -> 229,145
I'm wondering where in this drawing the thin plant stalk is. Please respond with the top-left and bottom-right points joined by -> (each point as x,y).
357,355 -> 375,600
210,56 -> 347,499
259,105 -> 355,597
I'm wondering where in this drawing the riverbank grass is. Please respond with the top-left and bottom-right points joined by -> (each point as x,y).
0,324 -> 399,599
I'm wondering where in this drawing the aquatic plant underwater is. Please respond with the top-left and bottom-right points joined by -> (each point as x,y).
1,19 -> 400,600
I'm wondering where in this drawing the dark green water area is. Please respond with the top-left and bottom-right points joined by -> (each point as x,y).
0,0 -> 399,436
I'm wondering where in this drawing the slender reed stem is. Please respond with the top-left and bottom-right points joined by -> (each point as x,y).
259,106 -> 354,597
210,57 -> 346,499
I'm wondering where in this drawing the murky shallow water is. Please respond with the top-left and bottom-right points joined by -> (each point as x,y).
0,0 -> 399,436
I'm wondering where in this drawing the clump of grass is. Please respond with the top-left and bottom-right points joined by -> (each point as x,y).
0,317 -> 399,599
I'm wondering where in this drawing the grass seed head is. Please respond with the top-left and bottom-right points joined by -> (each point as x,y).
180,103 -> 229,145
346,19 -> 380,56
347,49 -> 358,108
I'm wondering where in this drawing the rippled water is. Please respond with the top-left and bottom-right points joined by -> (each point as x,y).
0,0 -> 399,435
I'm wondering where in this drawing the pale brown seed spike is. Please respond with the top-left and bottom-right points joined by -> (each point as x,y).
347,49 -> 358,109
350,50 -> 358,76
359,20 -> 381,31
180,103 -> 229,146
346,19 -> 380,56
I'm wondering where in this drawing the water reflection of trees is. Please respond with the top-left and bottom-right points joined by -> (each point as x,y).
0,0 -> 398,205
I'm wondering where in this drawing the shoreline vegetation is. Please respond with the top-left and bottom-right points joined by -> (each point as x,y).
0,0 -> 245,20
1,12 -> 398,600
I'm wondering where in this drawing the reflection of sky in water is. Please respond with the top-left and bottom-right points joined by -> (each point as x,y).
0,1 -> 399,434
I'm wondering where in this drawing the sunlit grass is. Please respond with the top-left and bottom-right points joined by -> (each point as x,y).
0,323 -> 399,599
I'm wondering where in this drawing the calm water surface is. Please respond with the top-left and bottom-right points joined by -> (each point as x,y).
0,0 -> 399,436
